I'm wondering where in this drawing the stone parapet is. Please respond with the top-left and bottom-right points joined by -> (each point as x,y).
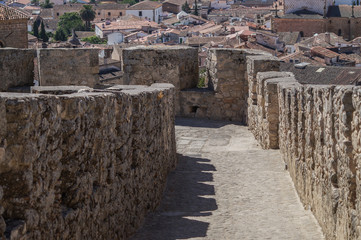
249,73 -> 361,239
0,49 -> 35,92
37,48 -> 99,88
0,84 -> 176,239
122,46 -> 198,115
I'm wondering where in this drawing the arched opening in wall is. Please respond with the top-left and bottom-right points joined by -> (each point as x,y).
0,41 -> 4,48
338,29 -> 342,36
300,31 -> 304,37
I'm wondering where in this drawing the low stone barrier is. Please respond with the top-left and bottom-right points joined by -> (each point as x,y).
0,84 -> 176,239
249,66 -> 361,239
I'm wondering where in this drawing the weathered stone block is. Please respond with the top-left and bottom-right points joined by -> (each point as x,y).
37,49 -> 99,87
0,49 -> 35,92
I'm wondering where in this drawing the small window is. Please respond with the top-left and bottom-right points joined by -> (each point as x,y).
56,12 -> 59,16
98,12 -> 100,15
300,31 -> 304,37
0,41 -> 4,48
139,11 -> 142,16
338,29 -> 342,36
119,12 -> 122,16
108,12 -> 111,16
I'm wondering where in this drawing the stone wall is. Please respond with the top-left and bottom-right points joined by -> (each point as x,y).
0,84 -> 176,239
121,45 -> 198,114
0,19 -> 28,48
0,49 -> 34,92
179,49 -> 278,123
246,55 -> 281,127
247,71 -> 294,149
37,49 -> 99,87
248,63 -> 361,239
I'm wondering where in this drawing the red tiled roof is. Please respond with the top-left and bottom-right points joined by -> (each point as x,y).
0,4 -> 29,20
127,1 -> 162,10
311,46 -> 339,59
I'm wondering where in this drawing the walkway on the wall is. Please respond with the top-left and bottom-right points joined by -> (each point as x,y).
131,118 -> 324,240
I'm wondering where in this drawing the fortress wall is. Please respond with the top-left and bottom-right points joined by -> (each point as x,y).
0,49 -> 35,91
122,46 -> 199,115
249,65 -> 361,239
0,84 -> 176,239
179,49 -> 278,122
37,49 -> 99,87
246,55 -> 280,128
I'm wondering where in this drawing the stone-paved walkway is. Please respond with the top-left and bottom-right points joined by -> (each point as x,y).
131,118 -> 324,240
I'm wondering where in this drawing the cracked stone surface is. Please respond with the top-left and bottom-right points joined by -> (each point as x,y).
131,118 -> 325,240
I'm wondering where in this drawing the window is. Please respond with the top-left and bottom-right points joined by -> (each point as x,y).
108,12 -> 111,16
56,12 -> 59,16
98,12 -> 100,15
139,11 -> 142,16
300,31 -> 304,37
0,41 -> 4,48
338,29 -> 342,36
119,12 -> 122,16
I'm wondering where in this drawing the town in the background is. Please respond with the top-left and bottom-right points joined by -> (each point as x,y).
1,0 -> 361,71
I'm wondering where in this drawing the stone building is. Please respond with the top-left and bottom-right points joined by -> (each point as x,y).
272,5 -> 361,40
0,4 -> 29,48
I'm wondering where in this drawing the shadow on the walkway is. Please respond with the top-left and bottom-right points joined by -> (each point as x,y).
175,117 -> 243,128
131,154 -> 217,240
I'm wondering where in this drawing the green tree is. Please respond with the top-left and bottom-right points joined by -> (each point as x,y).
54,28 -> 67,41
58,12 -> 84,35
182,1 -> 190,13
121,0 -> 136,5
40,0 -> 53,8
33,21 -> 39,38
31,0 -> 39,5
194,0 -> 198,16
82,36 -> 106,44
80,5 -> 96,31
40,21 -> 49,42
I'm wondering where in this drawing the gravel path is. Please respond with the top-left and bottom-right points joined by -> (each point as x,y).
131,118 -> 324,240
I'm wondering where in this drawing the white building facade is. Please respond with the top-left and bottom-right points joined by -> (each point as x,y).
126,1 -> 162,23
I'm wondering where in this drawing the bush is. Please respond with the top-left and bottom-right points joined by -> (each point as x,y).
197,68 -> 206,88
82,36 -> 107,44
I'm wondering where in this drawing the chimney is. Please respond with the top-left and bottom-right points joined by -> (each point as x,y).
325,32 -> 330,44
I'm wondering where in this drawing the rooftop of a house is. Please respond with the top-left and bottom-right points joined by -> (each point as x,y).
279,51 -> 325,66
311,46 -> 340,58
280,62 -> 361,85
127,1 -> 162,10
0,3 -> 28,20
186,36 -> 226,45
298,32 -> 350,48
278,31 -> 300,45
163,0 -> 191,6
95,18 -> 159,31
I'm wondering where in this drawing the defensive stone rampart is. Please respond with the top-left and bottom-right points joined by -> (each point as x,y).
179,49 -> 279,122
0,49 -> 34,91
122,46 -> 198,114
37,49 -> 99,87
248,64 -> 361,239
0,84 -> 176,239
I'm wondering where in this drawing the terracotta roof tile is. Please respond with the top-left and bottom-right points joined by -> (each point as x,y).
0,4 -> 29,20
127,1 -> 162,10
